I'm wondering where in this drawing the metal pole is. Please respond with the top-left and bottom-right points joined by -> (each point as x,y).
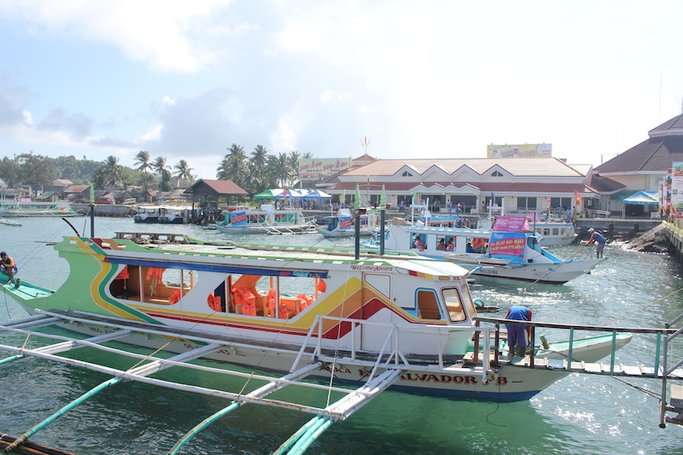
90,203 -> 95,237
380,210 -> 385,255
354,212 -> 360,260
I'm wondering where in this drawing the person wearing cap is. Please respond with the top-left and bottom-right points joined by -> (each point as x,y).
586,228 -> 607,258
0,251 -> 16,283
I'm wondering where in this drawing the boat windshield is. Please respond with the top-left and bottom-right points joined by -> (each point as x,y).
442,288 -> 465,322
442,286 -> 476,322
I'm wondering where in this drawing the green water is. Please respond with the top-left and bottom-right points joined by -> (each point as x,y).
0,217 -> 682,454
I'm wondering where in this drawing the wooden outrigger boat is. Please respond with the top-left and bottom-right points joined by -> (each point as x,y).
366,213 -> 602,284
215,205 -> 316,234
3,231 -> 680,453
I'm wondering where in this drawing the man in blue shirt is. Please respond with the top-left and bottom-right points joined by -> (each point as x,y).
505,305 -> 532,357
586,228 -> 607,258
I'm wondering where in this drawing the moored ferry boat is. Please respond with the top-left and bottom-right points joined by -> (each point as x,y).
0,231 -> 625,403
366,214 -> 602,284
215,205 -> 315,234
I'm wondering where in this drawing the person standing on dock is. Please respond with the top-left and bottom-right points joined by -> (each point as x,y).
586,228 -> 607,258
505,305 -> 532,357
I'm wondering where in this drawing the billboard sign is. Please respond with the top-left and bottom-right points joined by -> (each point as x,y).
299,158 -> 353,179
487,143 -> 552,159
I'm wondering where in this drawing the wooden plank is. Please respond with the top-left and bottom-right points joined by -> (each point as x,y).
584,362 -> 602,373
622,365 -> 642,376
671,384 -> 683,408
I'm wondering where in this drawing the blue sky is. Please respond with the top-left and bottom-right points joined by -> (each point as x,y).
1,0 -> 682,179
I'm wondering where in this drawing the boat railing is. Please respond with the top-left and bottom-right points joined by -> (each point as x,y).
475,315 -> 676,373
291,315 -> 493,383
659,310 -> 683,427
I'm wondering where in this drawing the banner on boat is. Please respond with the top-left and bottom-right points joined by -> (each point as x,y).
339,217 -> 353,229
230,211 -> 248,225
671,163 -> 683,217
492,215 -> 530,232
488,232 -> 526,258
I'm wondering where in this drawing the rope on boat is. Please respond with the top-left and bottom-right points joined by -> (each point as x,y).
611,376 -> 662,401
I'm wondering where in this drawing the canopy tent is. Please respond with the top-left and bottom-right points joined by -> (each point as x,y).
622,191 -> 658,206
254,188 -> 331,199
253,189 -> 286,200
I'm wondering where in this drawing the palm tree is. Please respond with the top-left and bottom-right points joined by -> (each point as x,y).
152,156 -> 167,175
216,144 -> 249,187
134,151 -> 152,173
174,159 -> 194,181
248,145 -> 269,193
100,155 -> 123,188
272,152 -> 292,187
287,150 -> 301,186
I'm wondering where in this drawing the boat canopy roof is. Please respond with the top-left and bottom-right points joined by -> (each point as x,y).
84,237 -> 471,280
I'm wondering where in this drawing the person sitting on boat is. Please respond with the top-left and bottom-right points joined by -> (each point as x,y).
585,228 -> 607,259
436,238 -> 446,251
0,251 -> 17,284
412,235 -> 425,251
505,305 -> 532,357
446,237 -> 455,251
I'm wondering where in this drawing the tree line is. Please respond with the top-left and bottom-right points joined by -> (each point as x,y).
0,145 -> 311,196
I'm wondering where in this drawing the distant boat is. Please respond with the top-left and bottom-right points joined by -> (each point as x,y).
214,205 -> 315,234
0,218 -> 21,226
133,206 -> 191,224
0,202 -> 79,217
365,210 -> 602,284
317,208 -> 375,238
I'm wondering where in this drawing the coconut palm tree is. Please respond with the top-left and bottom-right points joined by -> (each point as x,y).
216,144 -> 249,187
99,155 -> 123,188
174,159 -> 194,181
152,156 -> 167,175
248,145 -> 269,193
134,151 -> 152,173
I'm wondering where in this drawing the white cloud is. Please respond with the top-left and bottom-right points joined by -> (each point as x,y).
0,0 -> 235,72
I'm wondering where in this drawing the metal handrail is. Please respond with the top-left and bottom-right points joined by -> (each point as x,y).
659,311 -> 683,427
295,315 -> 492,377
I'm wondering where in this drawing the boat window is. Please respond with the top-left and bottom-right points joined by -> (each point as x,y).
543,228 -> 550,236
216,274 -> 321,319
416,289 -> 441,320
442,288 -> 466,322
552,228 -> 559,236
461,286 -> 476,317
111,265 -> 198,305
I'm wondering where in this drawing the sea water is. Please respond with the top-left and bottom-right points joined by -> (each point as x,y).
0,217 -> 682,455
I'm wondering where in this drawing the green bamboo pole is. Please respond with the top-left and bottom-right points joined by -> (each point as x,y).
168,403 -> 239,455
4,377 -> 120,452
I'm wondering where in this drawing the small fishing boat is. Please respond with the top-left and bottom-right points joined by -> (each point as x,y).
133,206 -> 191,224
215,205 -> 316,234
365,213 -> 602,284
0,202 -> 79,217
0,218 -> 21,226
317,208 -> 375,238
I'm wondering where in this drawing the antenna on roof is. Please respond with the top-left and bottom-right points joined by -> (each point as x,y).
361,137 -> 370,154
